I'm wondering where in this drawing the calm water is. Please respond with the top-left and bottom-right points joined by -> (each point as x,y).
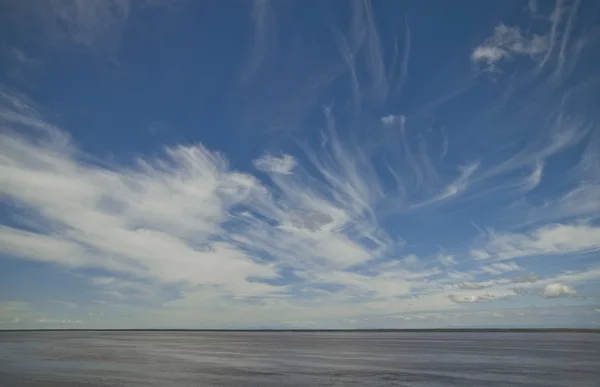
0,332 -> 598,386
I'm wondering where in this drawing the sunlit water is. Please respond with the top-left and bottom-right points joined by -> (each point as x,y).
1,332 -> 598,386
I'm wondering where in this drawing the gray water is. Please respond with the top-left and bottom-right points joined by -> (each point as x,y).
1,332 -> 598,386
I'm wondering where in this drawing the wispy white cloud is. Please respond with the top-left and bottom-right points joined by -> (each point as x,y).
242,0 -> 278,84
471,223 -> 600,261
254,154 -> 297,175
411,162 -> 479,208
521,161 -> 544,192
0,93 -> 403,307
437,254 -> 457,266
342,0 -> 388,104
4,0 -> 183,59
480,261 -> 522,275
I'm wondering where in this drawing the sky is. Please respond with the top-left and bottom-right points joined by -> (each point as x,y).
0,0 -> 599,330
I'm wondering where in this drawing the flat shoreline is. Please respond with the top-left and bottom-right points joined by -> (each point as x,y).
2,328 -> 599,333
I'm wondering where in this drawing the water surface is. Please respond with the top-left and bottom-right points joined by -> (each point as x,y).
1,331 -> 598,386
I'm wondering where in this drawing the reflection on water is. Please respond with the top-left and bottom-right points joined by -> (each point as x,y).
1,332 -> 599,386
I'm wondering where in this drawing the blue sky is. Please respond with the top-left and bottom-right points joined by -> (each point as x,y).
1,0 -> 599,329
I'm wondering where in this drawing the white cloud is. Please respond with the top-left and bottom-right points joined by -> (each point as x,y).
2,93 -> 508,326
0,92 -> 397,307
480,261 -> 522,275
542,283 -> 577,298
253,154 -> 297,175
313,271 -> 411,299
553,185 -> 600,220
471,249 -> 491,261
509,268 -> 598,298
380,114 -> 400,125
472,24 -> 549,71
521,162 -> 544,192
412,162 -> 479,207
448,294 -> 491,304
472,223 -> 600,261
472,46 -> 506,65
437,254 -> 456,266
402,254 -> 419,266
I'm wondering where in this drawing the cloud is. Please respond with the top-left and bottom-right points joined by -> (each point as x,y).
1,0 -> 599,328
471,250 -> 491,261
473,1 -> 585,77
3,0 -> 130,58
380,114 -> 399,125
448,294 -> 492,304
0,103 -> 284,297
472,46 -> 506,64
471,223 -> 600,261
2,88 -> 511,325
510,273 -> 541,284
551,185 -> 600,221
335,0 -> 389,105
512,287 -> 534,296
412,162 -> 479,207
36,318 -> 83,325
401,254 -> 419,266
521,162 -> 544,192
312,271 -> 412,299
437,254 -> 456,266
542,283 -> 577,298
458,282 -> 488,290
242,0 -> 278,84
253,154 -> 297,175
90,276 -> 168,303
472,24 -> 549,71
2,0 -> 185,61
514,276 -> 584,298
480,261 -> 522,275
0,91 -> 403,307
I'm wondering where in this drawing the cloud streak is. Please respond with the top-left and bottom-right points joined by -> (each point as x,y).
471,223 -> 600,261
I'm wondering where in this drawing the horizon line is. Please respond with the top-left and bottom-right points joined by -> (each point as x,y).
2,328 -> 599,333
